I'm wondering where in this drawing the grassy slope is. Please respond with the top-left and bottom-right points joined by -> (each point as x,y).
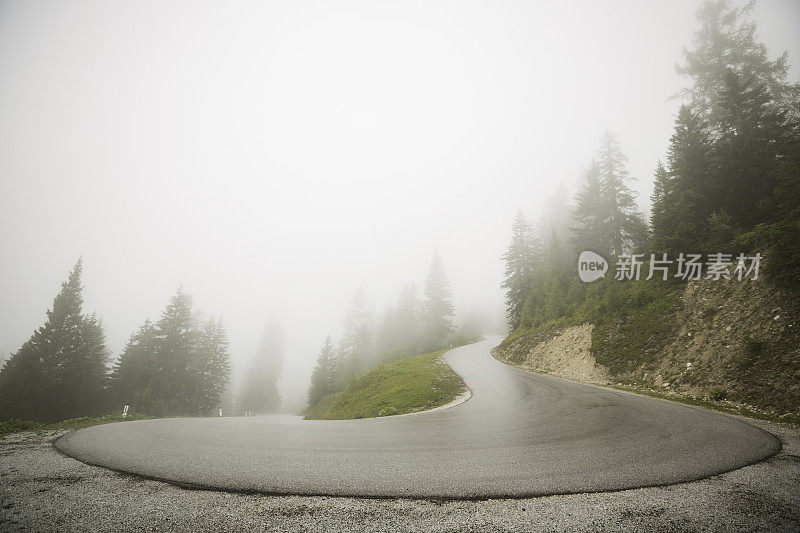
0,413 -> 152,436
304,349 -> 466,420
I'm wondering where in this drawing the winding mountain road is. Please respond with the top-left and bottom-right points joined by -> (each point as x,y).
55,337 -> 780,498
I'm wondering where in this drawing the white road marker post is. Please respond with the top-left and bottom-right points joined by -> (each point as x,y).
122,405 -> 129,418
218,407 -> 223,417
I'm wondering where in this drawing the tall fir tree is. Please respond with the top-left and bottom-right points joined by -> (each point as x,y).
571,160 -> 608,256
539,182 -> 572,246
650,161 -> 675,251
677,0 -> 800,124
109,319 -> 159,413
757,161 -> 800,284
571,134 -> 644,257
501,211 -> 540,330
597,131 -> 643,256
539,184 -> 574,271
151,288 -> 198,416
0,259 -> 108,422
373,282 -> 426,360
68,313 -> 110,418
337,288 -> 374,385
651,106 -> 715,252
191,318 -> 231,416
374,305 -> 398,358
711,70 -> 796,230
307,336 -> 336,407
239,317 -> 283,414
663,0 -> 800,251
422,252 -> 455,350
394,283 -> 423,356
109,296 -> 231,417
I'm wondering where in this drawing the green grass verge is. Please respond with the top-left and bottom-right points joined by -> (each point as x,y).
0,413 -> 152,436
304,348 -> 466,420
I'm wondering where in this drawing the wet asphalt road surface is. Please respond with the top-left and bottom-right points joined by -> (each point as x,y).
54,337 -> 779,498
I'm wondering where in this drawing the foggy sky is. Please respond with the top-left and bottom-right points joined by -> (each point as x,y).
1,0 -> 799,411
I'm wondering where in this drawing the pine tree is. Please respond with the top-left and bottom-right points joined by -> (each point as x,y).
307,336 -> 336,407
571,134 -> 644,257
672,1 -> 800,244
394,283 -> 423,356
501,211 -> 540,330
539,184 -> 574,272
597,131 -> 642,256
543,229 -> 570,274
0,259 -> 109,422
711,70 -> 796,230
374,305 -> 398,358
650,161 -> 674,251
539,183 -> 572,245
677,0 -> 800,124
571,160 -> 608,256
422,252 -> 455,350
67,313 -> 110,418
0,344 -> 41,421
38,260 -> 87,421
152,288 -> 198,416
337,288 -> 374,385
756,161 -> 800,284
239,317 -> 283,414
651,106 -> 715,252
108,291 -> 231,417
109,319 -> 159,414
373,282 -> 427,361
191,318 -> 231,416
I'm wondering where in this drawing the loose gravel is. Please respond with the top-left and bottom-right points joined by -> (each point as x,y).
1,416 -> 798,532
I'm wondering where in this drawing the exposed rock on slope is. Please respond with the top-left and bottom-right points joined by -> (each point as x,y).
493,324 -> 609,385
494,275 -> 800,420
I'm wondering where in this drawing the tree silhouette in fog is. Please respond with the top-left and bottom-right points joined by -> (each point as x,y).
239,317 -> 283,414
0,259 -> 108,422
109,288 -> 231,417
422,252 -> 455,350
307,335 -> 336,407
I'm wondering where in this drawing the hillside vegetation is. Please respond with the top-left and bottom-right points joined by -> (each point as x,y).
495,269 -> 800,422
0,412 -> 152,437
497,2 -> 800,424
304,348 -> 467,420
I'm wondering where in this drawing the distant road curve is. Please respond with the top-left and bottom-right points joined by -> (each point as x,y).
55,337 -> 779,498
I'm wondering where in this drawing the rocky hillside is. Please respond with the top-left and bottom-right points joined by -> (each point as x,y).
494,274 -> 800,422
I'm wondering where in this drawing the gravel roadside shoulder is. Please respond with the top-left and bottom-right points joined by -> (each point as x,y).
1,417 -> 799,532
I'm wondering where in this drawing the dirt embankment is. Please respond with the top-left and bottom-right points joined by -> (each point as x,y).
494,276 -> 800,419
494,324 -> 610,385
635,277 -> 800,413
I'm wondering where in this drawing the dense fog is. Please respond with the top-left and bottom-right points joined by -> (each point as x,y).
1,0 -> 798,412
